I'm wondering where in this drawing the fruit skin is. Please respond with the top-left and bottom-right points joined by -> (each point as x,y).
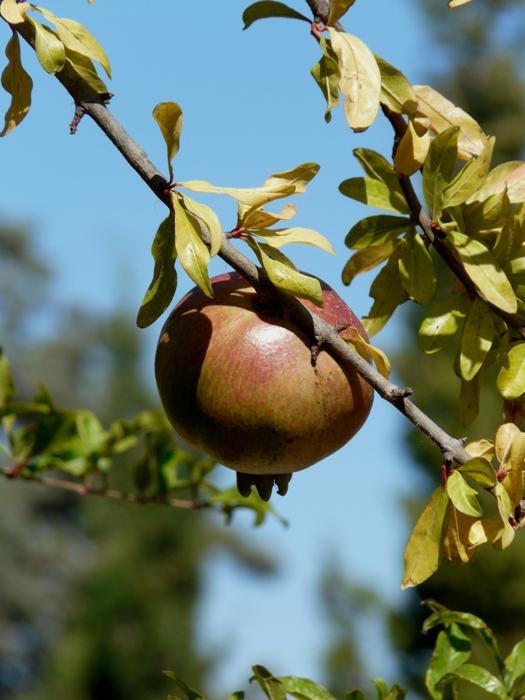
155,272 -> 373,476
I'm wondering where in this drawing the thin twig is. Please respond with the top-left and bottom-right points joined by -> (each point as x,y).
11,15 -> 472,475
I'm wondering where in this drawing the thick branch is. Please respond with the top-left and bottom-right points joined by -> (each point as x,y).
382,105 -> 525,340
12,19 -> 472,474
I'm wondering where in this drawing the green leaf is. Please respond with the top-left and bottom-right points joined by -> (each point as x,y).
423,604 -> 488,632
459,457 -> 497,488
328,28 -> 381,132
459,298 -> 494,381
180,193 -> 223,257
163,671 -> 204,700
345,692 -> 365,700
0,349 -> 15,405
401,486 -> 449,589
249,240 -> 323,305
153,102 -> 183,182
0,30 -> 33,137
64,46 -> 109,95
310,37 -> 340,123
345,215 -> 411,249
398,233 -> 436,304
27,17 -> 65,74
504,639 -> 525,693
372,679 -> 407,700
353,148 -> 404,195
137,216 -> 177,328
374,54 -> 417,116
459,375 -> 479,426
423,126 -> 459,218
470,161 -> 525,205
242,2 -> 310,30
251,227 -> 334,254
327,0 -> 356,25
442,137 -> 495,208
437,664 -> 510,699
425,625 -> 471,700
418,295 -> 468,355
339,177 -> 409,214
446,471 -> 483,518
172,195 -> 212,297
32,7 -> 111,77
362,248 -> 409,337
251,666 -> 287,700
447,230 -> 517,313
342,241 -> 396,285
278,676 -> 336,700
497,344 -> 525,399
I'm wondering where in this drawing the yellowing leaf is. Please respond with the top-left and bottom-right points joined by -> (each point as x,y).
172,195 -> 212,297
137,217 -> 177,328
446,471 -> 483,518
328,28 -> 381,132
241,203 -> 296,229
398,233 -> 436,304
251,227 -> 335,254
64,47 -> 109,95
374,54 -> 417,116
0,31 -> 33,137
180,193 -> 223,257
153,102 -> 183,182
0,0 -> 29,23
492,482 -> 515,549
394,118 -> 430,176
497,345 -> 525,400
470,161 -> 525,204
263,162 -> 320,194
447,230 -> 517,314
459,457 -> 497,488
503,432 -> 525,509
414,84 -> 488,159
346,327 -> 391,378
448,0 -> 473,7
402,486 -> 449,589
495,423 -> 520,466
442,508 -> 476,563
459,298 -> 494,381
27,17 -> 65,74
423,126 -> 459,218
241,1 -> 310,30
341,241 -> 396,285
442,137 -> 494,208
327,0 -> 356,25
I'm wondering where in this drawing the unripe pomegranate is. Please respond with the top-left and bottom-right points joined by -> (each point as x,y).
155,272 -> 373,500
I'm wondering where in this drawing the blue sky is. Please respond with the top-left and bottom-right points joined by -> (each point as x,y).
1,0 -> 438,693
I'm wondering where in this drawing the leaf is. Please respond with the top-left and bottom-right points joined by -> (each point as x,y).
446,471 -> 483,517
27,17 -> 65,74
345,215 -> 411,249
401,486 -> 449,590
497,344 -> 525,399
241,203 -> 296,229
341,241 -> 396,285
423,126 -> 459,218
449,0 -> 473,6
345,327 -> 391,378
418,295 -> 468,355
153,102 -> 183,182
414,85 -> 489,159
459,298 -> 494,381
278,676 -> 337,700
442,137 -> 495,208
137,216 -> 177,328
0,31 -> 33,137
250,666 -> 287,700
362,248 -> 409,337
459,457 -> 497,488
353,148 -> 407,201
470,161 -> 525,204
502,432 -> 525,509
0,349 -> 14,405
495,423 -> 520,465
374,54 -> 417,115
394,118 -> 430,176
339,178 -> 409,214
398,233 -> 436,304
64,46 -> 109,95
459,375 -> 479,426
249,240 -> 323,305
422,604 -> 489,633
327,0 -> 356,25
328,28 -> 381,132
163,671 -> 203,700
251,227 -> 334,254
0,0 -> 29,24
492,482 -> 515,550
310,37 -> 340,123
504,639 -> 525,694
465,438 -> 494,460
426,625 -> 471,700
447,230 -> 517,313
172,195 -> 212,297
33,7 -> 111,77
437,664 -> 510,699
242,1 -> 310,30
180,193 -> 223,256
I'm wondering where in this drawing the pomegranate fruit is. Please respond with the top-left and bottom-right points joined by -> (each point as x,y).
155,272 -> 373,500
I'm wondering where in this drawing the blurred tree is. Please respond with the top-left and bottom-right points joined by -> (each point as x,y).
0,223 -> 275,700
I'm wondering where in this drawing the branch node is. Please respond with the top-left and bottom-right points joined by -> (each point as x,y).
70,103 -> 87,135
389,386 -> 413,401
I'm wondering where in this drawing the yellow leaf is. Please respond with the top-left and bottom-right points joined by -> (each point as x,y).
0,0 -> 29,23
495,423 -> 520,465
448,0 -> 473,6
327,0 -> 356,26
153,102 -> 183,182
502,431 -> 525,509
180,193 -> 223,257
328,29 -> 381,132
394,118 -> 431,176
240,203 -> 297,229
0,31 -> 33,137
251,227 -> 334,255
345,327 -> 391,378
465,439 -> 494,461
27,17 -> 65,74
171,195 -> 212,297
442,509 -> 476,564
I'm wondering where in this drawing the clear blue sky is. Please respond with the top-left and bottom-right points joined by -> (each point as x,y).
1,0 -> 435,693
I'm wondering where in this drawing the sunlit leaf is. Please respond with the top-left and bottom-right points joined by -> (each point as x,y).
310,37 -> 340,123
153,102 -> 183,182
362,248 -> 409,337
137,216 -> 177,328
426,624 -> 471,700
459,457 -> 497,488
328,28 -> 381,132
0,0 -> 29,24
459,298 -> 494,381
465,439 -> 494,461
327,0 -> 356,26
279,676 -> 337,700
437,664 -> 509,699
504,639 -> 525,695
418,294 -> 468,355
345,215 -> 411,249
442,137 -> 494,208
345,327 -> 391,378
342,241 -> 396,286
0,350 -> 14,406
423,126 -> 459,218
240,203 -> 296,229
502,431 -> 525,509
242,1 -> 310,30
0,31 -> 33,137
172,195 -> 212,297
497,344 -> 525,400
446,471 -> 483,518
374,54 -> 417,116
27,17 -> 65,73
398,233 -> 436,304
180,193 -> 223,257
394,118 -> 430,176
251,227 -> 334,254
164,671 -> 204,700
339,177 -> 409,214
64,46 -> 109,95
470,161 -> 525,204
251,666 -> 287,700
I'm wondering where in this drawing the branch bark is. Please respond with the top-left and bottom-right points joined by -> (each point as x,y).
10,13 -> 473,488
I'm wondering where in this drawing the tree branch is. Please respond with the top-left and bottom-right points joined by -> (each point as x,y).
12,16 -> 472,478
